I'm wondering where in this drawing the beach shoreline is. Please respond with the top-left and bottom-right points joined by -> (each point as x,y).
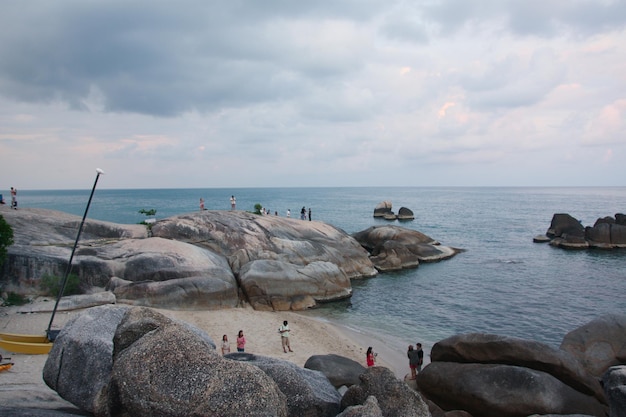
0,301 -> 412,412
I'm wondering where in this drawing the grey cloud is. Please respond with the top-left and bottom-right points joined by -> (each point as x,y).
0,1 -> 376,117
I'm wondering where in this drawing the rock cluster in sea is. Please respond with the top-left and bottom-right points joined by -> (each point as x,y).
0,206 -> 458,310
372,201 -> 415,221
29,306 -> 626,417
534,212 -> 626,249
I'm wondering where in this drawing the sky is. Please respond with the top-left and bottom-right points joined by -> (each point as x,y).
1,0 -> 625,190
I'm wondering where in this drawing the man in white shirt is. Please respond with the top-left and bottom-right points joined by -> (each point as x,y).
279,320 -> 293,353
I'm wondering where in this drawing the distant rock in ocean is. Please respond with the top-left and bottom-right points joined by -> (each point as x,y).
373,201 -> 414,221
535,213 -> 626,249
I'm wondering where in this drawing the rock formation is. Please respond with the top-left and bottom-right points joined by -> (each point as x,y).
373,201 -> 393,218
535,213 -> 626,249
0,207 -> 379,311
352,225 -> 459,271
372,202 -> 415,221
304,354 -> 366,388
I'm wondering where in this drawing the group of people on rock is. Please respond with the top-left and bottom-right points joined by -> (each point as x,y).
219,320 -> 293,355
198,195 -> 237,211
0,187 -> 18,209
366,342 -> 424,379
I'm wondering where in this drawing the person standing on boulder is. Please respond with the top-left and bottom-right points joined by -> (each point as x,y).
416,343 -> 424,372
407,345 -> 420,379
230,195 -> 236,210
279,320 -> 293,353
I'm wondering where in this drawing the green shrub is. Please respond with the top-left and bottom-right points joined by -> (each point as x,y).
4,292 -> 27,306
40,273 -> 81,297
254,203 -> 262,215
0,214 -> 14,266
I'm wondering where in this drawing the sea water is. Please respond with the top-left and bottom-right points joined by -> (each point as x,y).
12,186 -> 626,359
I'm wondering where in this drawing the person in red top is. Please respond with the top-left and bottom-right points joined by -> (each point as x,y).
236,330 -> 246,352
366,346 -> 376,367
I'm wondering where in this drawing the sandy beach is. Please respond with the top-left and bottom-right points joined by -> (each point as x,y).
0,300 -> 411,412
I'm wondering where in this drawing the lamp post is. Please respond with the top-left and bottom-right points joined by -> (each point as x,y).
46,168 -> 105,341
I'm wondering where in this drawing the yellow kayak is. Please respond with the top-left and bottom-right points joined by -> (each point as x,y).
0,338 -> 53,355
0,332 -> 50,344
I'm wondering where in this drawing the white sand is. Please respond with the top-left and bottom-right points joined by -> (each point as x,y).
0,302 -> 413,410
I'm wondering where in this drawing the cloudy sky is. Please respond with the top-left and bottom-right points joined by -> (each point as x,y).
1,1 -> 625,189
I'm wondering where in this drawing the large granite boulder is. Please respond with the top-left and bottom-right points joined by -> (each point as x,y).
539,213 -> 626,249
430,333 -> 605,403
304,354 -> 366,388
602,365 -> 626,417
43,304 -> 130,413
99,307 -> 288,417
225,352 -> 342,417
560,313 -> 626,377
238,259 -> 351,310
373,201 -> 393,218
416,362 -> 606,417
547,213 -> 585,239
352,225 -> 458,271
151,211 -> 377,280
397,207 -> 414,220
0,207 -> 146,288
341,367 -> 430,417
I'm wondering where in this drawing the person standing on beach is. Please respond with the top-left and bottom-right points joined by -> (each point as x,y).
230,195 -> 236,210
221,335 -> 230,355
236,330 -> 246,352
407,345 -> 420,379
10,187 -> 17,210
366,346 -> 376,367
279,320 -> 293,353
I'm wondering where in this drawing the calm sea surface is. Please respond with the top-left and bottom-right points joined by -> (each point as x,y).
12,187 -> 626,355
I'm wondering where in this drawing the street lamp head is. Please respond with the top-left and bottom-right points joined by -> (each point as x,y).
96,168 -> 105,175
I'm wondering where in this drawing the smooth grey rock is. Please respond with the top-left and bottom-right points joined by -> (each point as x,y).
341,367 -> 430,417
226,352 -> 341,417
238,259 -> 351,310
352,225 -> 458,271
304,354 -> 366,388
560,313 -> 626,377
397,207 -> 414,220
416,362 -> 606,417
430,333 -> 605,403
43,305 -> 130,413
336,396 -> 383,417
101,307 -> 287,417
0,407 -> 88,417
602,365 -> 626,417
17,291 -> 115,313
547,213 -> 585,239
373,202 -> 393,218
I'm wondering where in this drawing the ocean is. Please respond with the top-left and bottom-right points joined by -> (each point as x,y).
11,186 -> 626,362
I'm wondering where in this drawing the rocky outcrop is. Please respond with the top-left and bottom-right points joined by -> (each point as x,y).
225,352 -> 342,417
373,201 -> 393,218
341,367 -> 431,417
304,354 -> 367,388
560,313 -> 626,377
352,225 -> 459,271
417,362 -> 606,417
1,207 -> 381,311
100,307 -> 288,416
536,213 -> 626,249
429,333 -> 605,402
238,259 -> 352,311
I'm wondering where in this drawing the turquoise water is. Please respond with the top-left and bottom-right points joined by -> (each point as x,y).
13,187 -> 626,353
